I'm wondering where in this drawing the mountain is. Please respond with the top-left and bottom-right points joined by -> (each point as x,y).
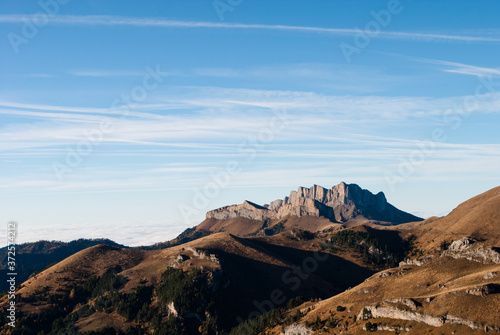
206,182 -> 422,224
0,238 -> 126,293
199,182 -> 422,237
252,186 -> 500,334
1,184 -> 499,335
0,232 -> 373,334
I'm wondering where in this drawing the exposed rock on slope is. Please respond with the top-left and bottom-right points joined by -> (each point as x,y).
441,236 -> 500,264
401,185 -> 500,252
206,200 -> 272,221
2,232 -> 374,333
268,238 -> 500,334
206,182 -> 422,225
358,304 -> 482,329
4,184 -> 500,334
281,324 -> 313,334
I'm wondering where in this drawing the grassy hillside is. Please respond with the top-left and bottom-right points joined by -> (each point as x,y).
0,238 -> 126,293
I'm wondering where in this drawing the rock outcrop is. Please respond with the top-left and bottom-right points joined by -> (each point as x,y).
281,324 -> 313,335
399,255 -> 434,267
358,305 -> 445,327
358,305 -> 481,330
204,201 -> 270,221
385,298 -> 418,310
484,272 -> 498,279
206,182 -> 423,224
441,237 -> 500,264
466,283 -> 500,296
366,324 -> 412,332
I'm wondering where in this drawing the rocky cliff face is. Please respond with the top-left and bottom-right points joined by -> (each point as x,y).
205,200 -> 271,221
206,182 -> 422,224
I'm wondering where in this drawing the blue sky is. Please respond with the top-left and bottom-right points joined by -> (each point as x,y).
1,0 -> 499,246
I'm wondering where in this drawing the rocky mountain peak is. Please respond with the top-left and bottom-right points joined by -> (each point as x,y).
206,182 -> 422,225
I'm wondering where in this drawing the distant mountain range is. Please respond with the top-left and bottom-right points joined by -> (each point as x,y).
1,183 -> 499,334
0,238 -> 125,293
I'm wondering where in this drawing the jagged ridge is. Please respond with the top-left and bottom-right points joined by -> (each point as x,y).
206,182 -> 422,225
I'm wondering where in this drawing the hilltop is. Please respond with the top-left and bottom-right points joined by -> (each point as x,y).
1,231 -> 374,333
401,185 -> 500,252
0,238 -> 126,293
1,183 -> 499,334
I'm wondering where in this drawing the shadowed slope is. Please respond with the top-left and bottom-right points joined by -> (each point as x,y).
1,232 -> 373,332
266,252 -> 500,334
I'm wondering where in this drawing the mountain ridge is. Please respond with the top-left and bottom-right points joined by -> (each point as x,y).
2,184 -> 499,334
206,182 -> 422,227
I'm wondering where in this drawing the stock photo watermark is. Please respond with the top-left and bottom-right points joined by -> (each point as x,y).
7,0 -> 70,54
213,0 -> 243,21
385,72 -> 500,191
6,221 -> 18,328
179,108 -> 292,223
339,0 -> 404,63
51,65 -> 166,181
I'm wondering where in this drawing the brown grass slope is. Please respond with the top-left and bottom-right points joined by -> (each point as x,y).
17,245 -> 145,299
3,232 -> 374,331
197,217 -> 265,235
0,238 -> 125,293
399,185 -> 500,252
121,232 -> 372,324
265,254 -> 500,334
14,232 -> 286,298
260,186 -> 500,335
197,215 -> 343,237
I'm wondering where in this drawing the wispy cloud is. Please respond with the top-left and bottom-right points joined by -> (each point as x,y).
1,86 -> 500,203
3,143 -> 499,195
414,58 -> 500,77
2,86 -> 500,151
383,52 -> 500,78
0,100 -> 168,119
0,15 -> 498,43
67,69 -> 148,77
0,73 -> 55,78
